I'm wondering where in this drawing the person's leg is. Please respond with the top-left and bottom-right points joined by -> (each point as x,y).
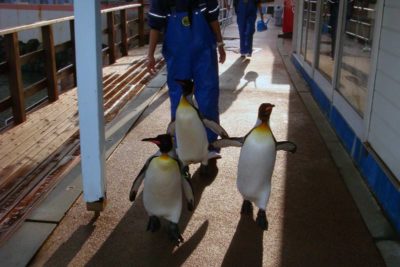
245,8 -> 257,55
165,58 -> 191,120
236,5 -> 247,55
163,13 -> 192,119
192,48 -> 220,144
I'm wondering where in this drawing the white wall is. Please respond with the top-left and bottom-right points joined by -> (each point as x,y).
368,0 -> 400,181
0,9 -> 73,44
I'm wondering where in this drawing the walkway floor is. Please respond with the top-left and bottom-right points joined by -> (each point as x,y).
30,23 -> 385,266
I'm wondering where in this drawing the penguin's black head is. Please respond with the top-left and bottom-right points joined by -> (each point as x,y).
258,103 -> 275,122
142,134 -> 173,153
176,79 -> 195,97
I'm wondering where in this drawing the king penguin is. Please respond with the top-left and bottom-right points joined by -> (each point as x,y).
167,80 -> 229,170
129,134 -> 194,245
212,103 -> 297,230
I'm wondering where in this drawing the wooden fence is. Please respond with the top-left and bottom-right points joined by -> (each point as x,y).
0,2 -> 147,127
0,0 -> 234,129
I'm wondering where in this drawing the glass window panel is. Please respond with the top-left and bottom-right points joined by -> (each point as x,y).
305,0 -> 318,64
317,0 -> 340,81
300,0 -> 309,58
338,0 -> 375,116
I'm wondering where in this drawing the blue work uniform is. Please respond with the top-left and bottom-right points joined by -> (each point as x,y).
148,0 -> 221,144
234,0 -> 260,55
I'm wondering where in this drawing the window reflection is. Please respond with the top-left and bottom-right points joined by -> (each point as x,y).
338,0 -> 375,116
306,0 -> 317,64
301,0 -> 318,64
317,0 -> 340,81
301,0 -> 309,57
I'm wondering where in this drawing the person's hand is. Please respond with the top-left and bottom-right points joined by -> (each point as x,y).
147,55 -> 156,75
218,46 -> 226,64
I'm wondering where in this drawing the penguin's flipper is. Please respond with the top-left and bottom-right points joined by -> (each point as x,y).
192,95 -> 199,109
129,156 -> 155,202
166,120 -> 176,135
202,119 -> 230,138
182,176 -> 195,211
129,170 -> 145,202
276,141 -> 297,153
211,137 -> 244,149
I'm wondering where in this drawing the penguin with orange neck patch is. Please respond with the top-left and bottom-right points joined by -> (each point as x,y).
129,134 -> 194,245
212,103 -> 297,230
167,80 -> 229,172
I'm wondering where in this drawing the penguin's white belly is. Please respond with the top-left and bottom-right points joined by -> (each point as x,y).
237,132 -> 276,209
175,106 -> 208,165
143,158 -> 182,223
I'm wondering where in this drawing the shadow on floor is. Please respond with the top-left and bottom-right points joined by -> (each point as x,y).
43,214 -> 99,267
221,214 -> 264,267
219,57 -> 252,114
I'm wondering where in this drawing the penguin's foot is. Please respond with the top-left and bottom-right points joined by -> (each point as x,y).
256,209 -> 268,231
240,200 -> 253,215
168,222 -> 184,246
146,216 -> 161,233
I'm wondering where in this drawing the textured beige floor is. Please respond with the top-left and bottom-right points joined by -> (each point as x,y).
30,23 -> 384,267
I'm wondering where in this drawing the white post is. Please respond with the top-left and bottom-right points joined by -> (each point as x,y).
74,0 -> 106,211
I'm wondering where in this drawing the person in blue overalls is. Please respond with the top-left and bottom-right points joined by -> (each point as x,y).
234,0 -> 263,57
147,0 -> 226,160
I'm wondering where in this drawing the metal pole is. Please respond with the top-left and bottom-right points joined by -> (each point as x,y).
74,0 -> 106,211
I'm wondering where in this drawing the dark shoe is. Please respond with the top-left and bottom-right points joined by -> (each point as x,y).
278,32 -> 292,39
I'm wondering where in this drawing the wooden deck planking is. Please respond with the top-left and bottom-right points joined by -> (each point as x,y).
102,72 -> 120,88
103,69 -> 145,107
0,105 -> 78,170
0,98 -> 77,161
0,118 -> 79,200
0,90 -> 77,143
103,59 -> 146,98
0,138 -> 79,222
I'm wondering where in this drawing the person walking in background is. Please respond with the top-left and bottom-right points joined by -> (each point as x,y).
146,0 -> 226,159
234,0 -> 263,57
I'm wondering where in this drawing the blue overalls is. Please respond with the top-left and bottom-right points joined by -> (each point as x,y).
163,7 -> 220,144
235,0 -> 258,55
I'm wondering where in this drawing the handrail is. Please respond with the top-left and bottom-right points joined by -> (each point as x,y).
0,2 -> 147,127
0,1 -> 234,127
100,3 -> 141,14
0,16 -> 74,36
0,3 -> 142,36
